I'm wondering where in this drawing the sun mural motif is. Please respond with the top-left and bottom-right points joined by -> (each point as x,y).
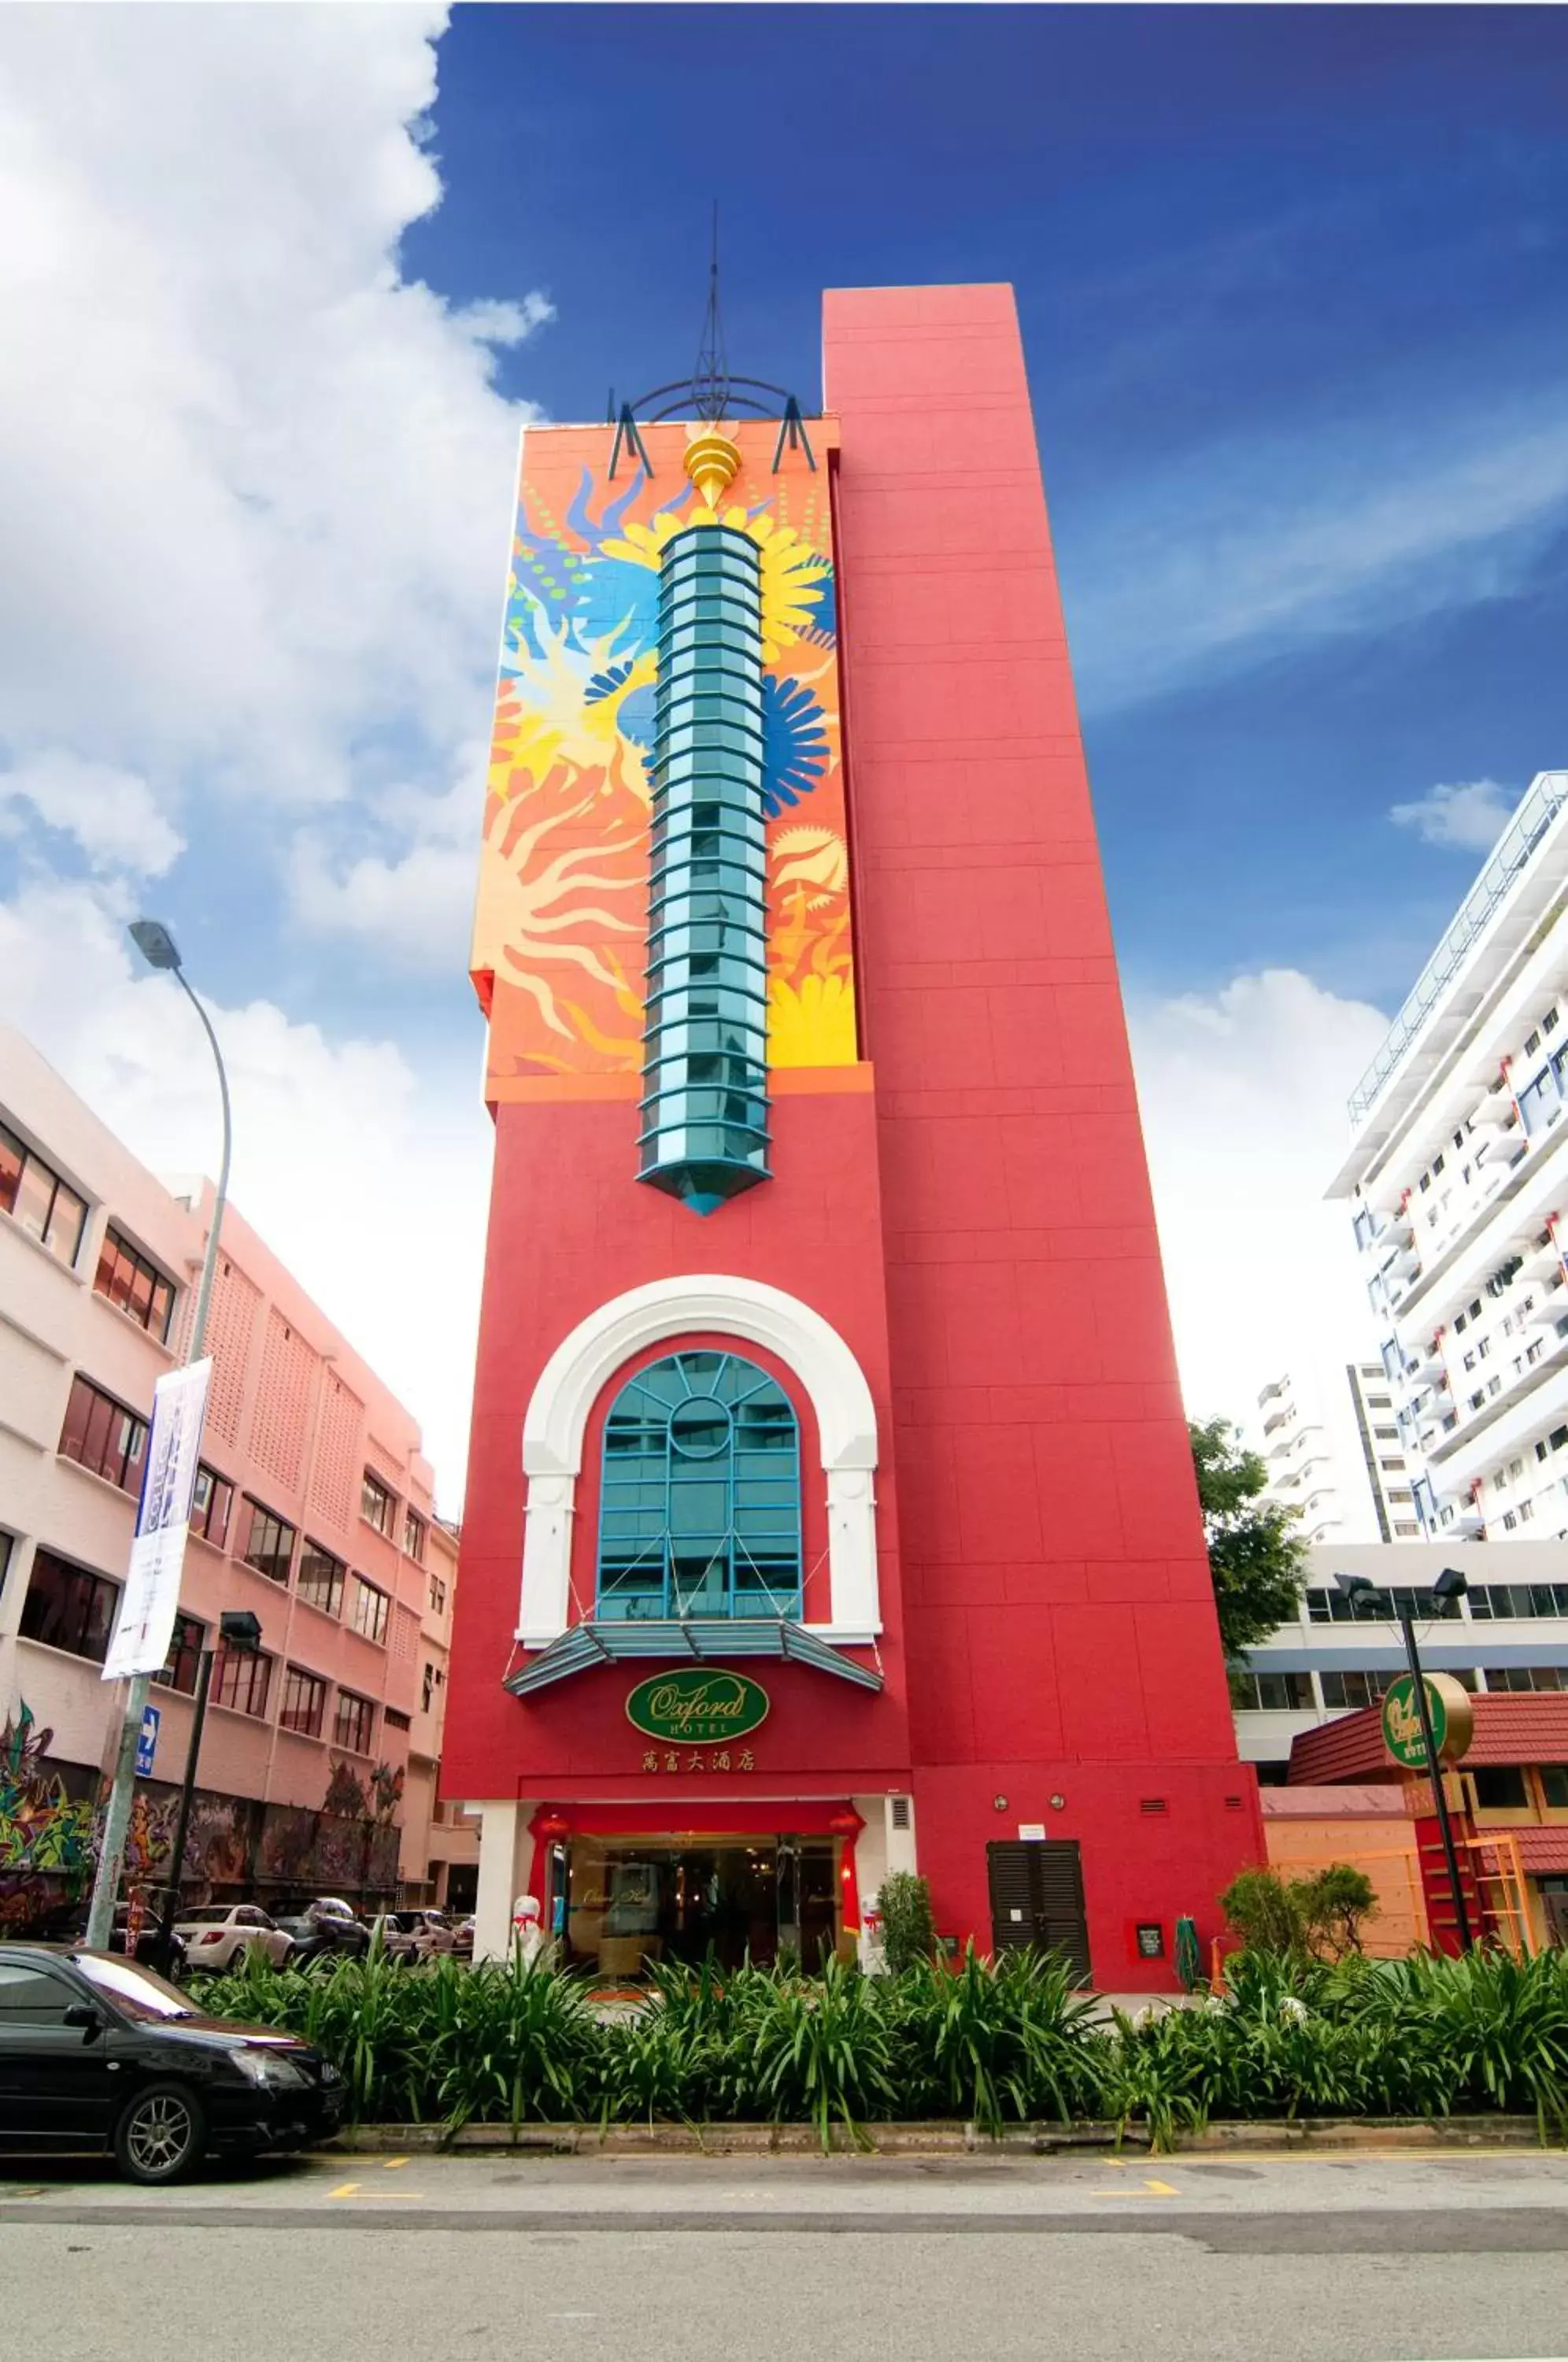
472,420 -> 859,1094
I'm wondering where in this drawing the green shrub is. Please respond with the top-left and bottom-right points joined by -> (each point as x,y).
877,1871 -> 936,1975
189,1936 -> 1568,2149
1219,1868 -> 1304,1957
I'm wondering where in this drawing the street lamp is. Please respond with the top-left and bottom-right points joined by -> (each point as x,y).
1335,1564 -> 1473,1952
153,1609 -> 263,1972
84,922 -> 234,1949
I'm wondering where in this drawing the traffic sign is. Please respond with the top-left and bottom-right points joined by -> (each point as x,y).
135,1703 -> 161,1778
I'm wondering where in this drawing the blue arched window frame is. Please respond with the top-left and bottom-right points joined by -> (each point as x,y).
595,1349 -> 802,1621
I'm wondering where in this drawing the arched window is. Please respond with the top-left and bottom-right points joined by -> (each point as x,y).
596,1350 -> 801,1621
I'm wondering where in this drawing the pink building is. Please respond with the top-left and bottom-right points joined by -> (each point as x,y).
0,1024 -> 468,1928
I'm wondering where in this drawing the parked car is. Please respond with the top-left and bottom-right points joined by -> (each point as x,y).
305,1897 -> 361,1923
0,1943 -> 343,2183
368,1908 -> 457,1961
107,1906 -> 185,1977
269,1906 -> 368,1968
173,1905 -> 293,1972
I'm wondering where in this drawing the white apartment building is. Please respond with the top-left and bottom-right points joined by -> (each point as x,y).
1232,1538 -> 1568,1779
1257,1361 -> 1425,1544
1329,771 -> 1568,1546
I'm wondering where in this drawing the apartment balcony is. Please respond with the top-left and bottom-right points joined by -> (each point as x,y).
1518,1238 -> 1565,1282
1392,1116 -> 1568,1331
1411,1347 -> 1448,1386
1426,1339 -> 1568,1493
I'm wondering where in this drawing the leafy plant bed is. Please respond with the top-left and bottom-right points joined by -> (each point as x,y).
192,1941 -> 1568,2152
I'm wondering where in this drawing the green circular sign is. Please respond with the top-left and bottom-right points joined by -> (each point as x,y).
626,1669 -> 770,1745
1381,1673 -> 1444,1768
1380,1672 -> 1474,1770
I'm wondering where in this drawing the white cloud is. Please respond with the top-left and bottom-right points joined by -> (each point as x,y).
0,5 -> 542,858
0,878 -> 490,1508
0,752 -> 183,876
287,757 -> 484,970
1068,400 -> 1568,710
1389,778 -> 1516,853
1128,968 -> 1391,1431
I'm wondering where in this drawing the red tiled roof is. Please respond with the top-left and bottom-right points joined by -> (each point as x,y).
1508,1828 -> 1568,1875
1289,1694 -> 1568,1783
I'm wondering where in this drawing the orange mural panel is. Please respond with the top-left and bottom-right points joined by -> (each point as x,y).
472,419 -> 856,1103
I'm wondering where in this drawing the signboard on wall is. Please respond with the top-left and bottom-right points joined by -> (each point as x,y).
103,1358 -> 212,1681
626,1670 -> 770,1746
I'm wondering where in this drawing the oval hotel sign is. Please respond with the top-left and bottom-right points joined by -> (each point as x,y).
626,1670 -> 770,1745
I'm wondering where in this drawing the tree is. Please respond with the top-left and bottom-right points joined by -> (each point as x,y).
1189,1416 -> 1307,1660
1219,1862 -> 1379,1962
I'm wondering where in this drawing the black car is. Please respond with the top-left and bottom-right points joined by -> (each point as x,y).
269,1908 -> 368,1968
106,1906 -> 186,1977
0,1944 -> 344,2183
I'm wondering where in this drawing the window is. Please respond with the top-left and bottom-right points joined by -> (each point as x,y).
384,1706 -> 411,1731
297,1542 -> 346,1619
428,1572 -> 447,1616
213,1645 -> 272,1718
1226,1670 -> 1313,1712
1320,1671 -> 1389,1710
190,1464 -> 233,1548
1483,1665 -> 1567,1693
334,1690 -> 375,1755
0,1962 -> 78,2023
1472,1766 -> 1529,1809
1540,1767 -> 1568,1810
243,1501 -> 295,1585
1526,1029 -> 1542,1056
0,1120 -> 87,1268
422,1660 -> 435,1712
361,1471 -> 394,1535
18,1548 -> 119,1664
94,1226 -> 175,1340
350,1577 -> 388,1644
58,1373 -> 147,1494
596,1350 -> 801,1621
1518,1066 -> 1560,1137
402,1509 -> 426,1563
1470,1583 -> 1568,1620
279,1665 -> 327,1736
1548,1009 -> 1561,1035
153,1612 -> 205,1697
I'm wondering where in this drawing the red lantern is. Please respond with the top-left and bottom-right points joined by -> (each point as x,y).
827,1809 -> 861,1837
534,1809 -> 570,1841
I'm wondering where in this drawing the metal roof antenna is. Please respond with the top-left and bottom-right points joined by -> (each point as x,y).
693,199 -> 730,424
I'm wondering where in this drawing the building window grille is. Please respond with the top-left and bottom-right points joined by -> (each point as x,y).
94,1226 -> 175,1340
279,1665 -> 327,1736
58,1373 -> 147,1495
350,1577 -> 389,1644
17,1549 -> 119,1664
333,1690 -> 375,1755
213,1645 -> 272,1718
298,1543 -> 346,1619
153,1612 -> 205,1697
361,1471 -> 394,1535
243,1501 -> 296,1586
0,1120 -> 87,1267
596,1349 -> 801,1621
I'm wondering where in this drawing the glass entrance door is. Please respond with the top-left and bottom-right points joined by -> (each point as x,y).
562,1834 -> 839,1976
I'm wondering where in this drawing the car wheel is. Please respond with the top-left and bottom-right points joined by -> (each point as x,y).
115,2082 -> 205,2185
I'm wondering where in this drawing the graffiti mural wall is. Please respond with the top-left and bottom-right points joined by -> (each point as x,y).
0,1701 -> 411,1931
472,418 -> 859,1102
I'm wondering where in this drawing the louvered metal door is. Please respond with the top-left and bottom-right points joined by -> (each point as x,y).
986,1840 -> 1091,1985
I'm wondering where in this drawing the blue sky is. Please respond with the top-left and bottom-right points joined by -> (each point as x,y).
2,6 -> 1566,1492
411,5 -> 1568,1012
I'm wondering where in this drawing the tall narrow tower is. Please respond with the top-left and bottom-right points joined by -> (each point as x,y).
446,285 -> 1260,1987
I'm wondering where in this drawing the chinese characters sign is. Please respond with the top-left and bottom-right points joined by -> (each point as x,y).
641,1747 -> 757,1775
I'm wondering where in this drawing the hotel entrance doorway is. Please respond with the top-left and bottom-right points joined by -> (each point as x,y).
561,1834 -> 838,1976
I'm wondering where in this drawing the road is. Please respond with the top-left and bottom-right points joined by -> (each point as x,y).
4,2146 -> 1567,2360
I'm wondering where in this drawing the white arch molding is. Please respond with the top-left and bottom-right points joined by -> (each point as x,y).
517,1275 -> 881,1647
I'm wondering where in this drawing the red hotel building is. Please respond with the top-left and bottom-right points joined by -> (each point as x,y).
445,283 -> 1261,1988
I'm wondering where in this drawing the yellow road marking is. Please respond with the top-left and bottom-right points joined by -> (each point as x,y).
383,2157 -> 410,2170
1144,2178 -> 1180,2195
329,2182 -> 359,2198
1090,2179 -> 1180,2197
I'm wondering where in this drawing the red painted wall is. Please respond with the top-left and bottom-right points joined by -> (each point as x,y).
823,284 -> 1260,1981
447,283 -> 1261,1989
444,1085 -> 912,1801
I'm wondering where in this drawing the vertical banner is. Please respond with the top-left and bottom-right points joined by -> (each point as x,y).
102,1357 -> 213,1681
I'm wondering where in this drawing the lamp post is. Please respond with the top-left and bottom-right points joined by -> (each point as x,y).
153,1609 -> 262,1972
85,921 -> 233,1950
1336,1564 -> 1474,1953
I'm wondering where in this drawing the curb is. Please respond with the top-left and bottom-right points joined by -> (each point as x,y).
330,2113 -> 1551,2158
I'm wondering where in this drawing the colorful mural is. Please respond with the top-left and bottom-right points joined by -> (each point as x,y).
0,1705 -> 410,1928
472,418 -> 859,1099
